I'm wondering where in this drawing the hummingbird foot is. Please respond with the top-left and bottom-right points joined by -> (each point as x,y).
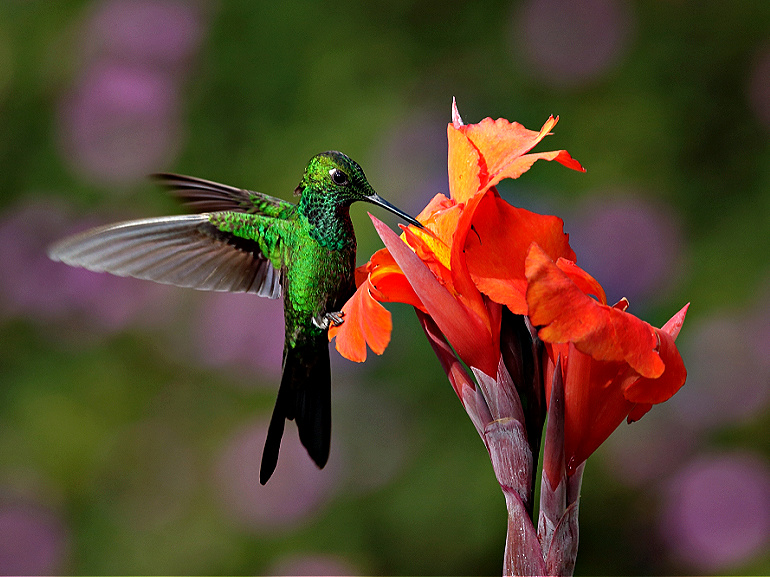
312,311 -> 345,330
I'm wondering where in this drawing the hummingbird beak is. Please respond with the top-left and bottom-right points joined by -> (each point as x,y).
365,193 -> 424,229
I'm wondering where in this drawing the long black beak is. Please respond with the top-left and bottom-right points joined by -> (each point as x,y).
366,193 -> 424,229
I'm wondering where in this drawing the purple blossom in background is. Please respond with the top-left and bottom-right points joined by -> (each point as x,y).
83,0 -> 204,69
669,313 -> 770,430
0,201 -> 74,319
512,0 -> 633,88
193,292 -> 285,382
567,194 -> 686,306
58,61 -> 181,185
57,0 -> 205,185
0,202 -> 174,332
660,452 -> 770,571
215,419 -> 340,532
267,553 -> 360,576
0,501 -> 69,575
748,45 -> 770,131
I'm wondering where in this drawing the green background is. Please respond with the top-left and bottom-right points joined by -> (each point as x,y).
1,1 -> 769,575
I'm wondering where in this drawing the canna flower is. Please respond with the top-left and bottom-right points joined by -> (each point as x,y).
525,242 -> 689,483
330,100 -> 689,577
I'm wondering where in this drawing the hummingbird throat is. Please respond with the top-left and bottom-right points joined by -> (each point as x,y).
299,195 -> 356,251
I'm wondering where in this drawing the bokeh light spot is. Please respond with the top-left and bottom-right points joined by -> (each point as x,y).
748,44 -> 770,131
0,201 -> 175,332
513,0 -> 634,88
215,419 -> 340,532
567,194 -> 685,306
58,62 -> 180,184
193,292 -> 285,382
660,452 -> 770,571
670,313 -> 770,430
84,0 -> 204,68
0,502 -> 69,575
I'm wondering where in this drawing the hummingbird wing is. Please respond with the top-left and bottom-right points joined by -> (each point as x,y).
152,173 -> 296,219
48,214 -> 282,298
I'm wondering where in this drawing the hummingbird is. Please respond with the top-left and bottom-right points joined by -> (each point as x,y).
48,151 -> 422,484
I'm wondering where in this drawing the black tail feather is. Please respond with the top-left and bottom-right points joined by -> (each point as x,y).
259,333 -> 331,484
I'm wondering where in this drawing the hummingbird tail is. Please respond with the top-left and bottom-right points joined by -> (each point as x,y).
260,333 -> 331,484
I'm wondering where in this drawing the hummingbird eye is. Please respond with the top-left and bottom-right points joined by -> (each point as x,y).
329,168 -> 349,186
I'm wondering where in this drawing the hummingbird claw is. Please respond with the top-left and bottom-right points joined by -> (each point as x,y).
328,311 -> 345,326
312,311 -> 345,330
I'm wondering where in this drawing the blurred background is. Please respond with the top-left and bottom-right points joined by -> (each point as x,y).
0,1 -> 768,574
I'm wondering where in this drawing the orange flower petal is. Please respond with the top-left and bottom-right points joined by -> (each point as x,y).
465,194 -> 576,314
330,278 -> 392,362
447,103 -> 585,203
448,192 -> 497,334
555,258 -> 607,305
560,344 -> 633,474
624,328 -> 687,404
407,196 -> 463,270
460,115 -> 557,184
482,149 -> 586,195
447,123 -> 482,203
526,244 -> 664,378
545,304 -> 688,472
370,265 -> 425,312
353,263 -> 370,287
415,193 -> 457,227
372,214 -> 498,376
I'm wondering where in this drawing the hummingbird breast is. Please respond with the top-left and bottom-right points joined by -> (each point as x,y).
282,226 -> 357,346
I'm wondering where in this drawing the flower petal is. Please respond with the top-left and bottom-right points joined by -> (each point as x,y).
371,214 -> 498,376
368,248 -> 424,310
560,344 -> 634,473
329,278 -> 392,362
626,403 -> 652,423
661,302 -> 690,339
526,244 -> 664,378
461,115 -> 559,185
482,149 -> 585,195
624,328 -> 687,404
447,106 -> 585,204
554,257 -> 607,305
448,192 -> 499,336
465,194 -> 576,314
447,122 -> 482,203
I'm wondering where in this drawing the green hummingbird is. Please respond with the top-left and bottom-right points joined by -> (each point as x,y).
48,151 -> 422,484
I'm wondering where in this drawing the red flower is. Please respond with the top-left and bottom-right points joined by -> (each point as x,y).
525,243 -> 689,482
329,101 -> 689,576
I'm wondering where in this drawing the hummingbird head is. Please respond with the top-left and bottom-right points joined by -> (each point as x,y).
296,151 -> 423,229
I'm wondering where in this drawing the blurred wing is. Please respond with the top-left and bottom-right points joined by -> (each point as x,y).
152,173 -> 296,218
48,215 -> 282,298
